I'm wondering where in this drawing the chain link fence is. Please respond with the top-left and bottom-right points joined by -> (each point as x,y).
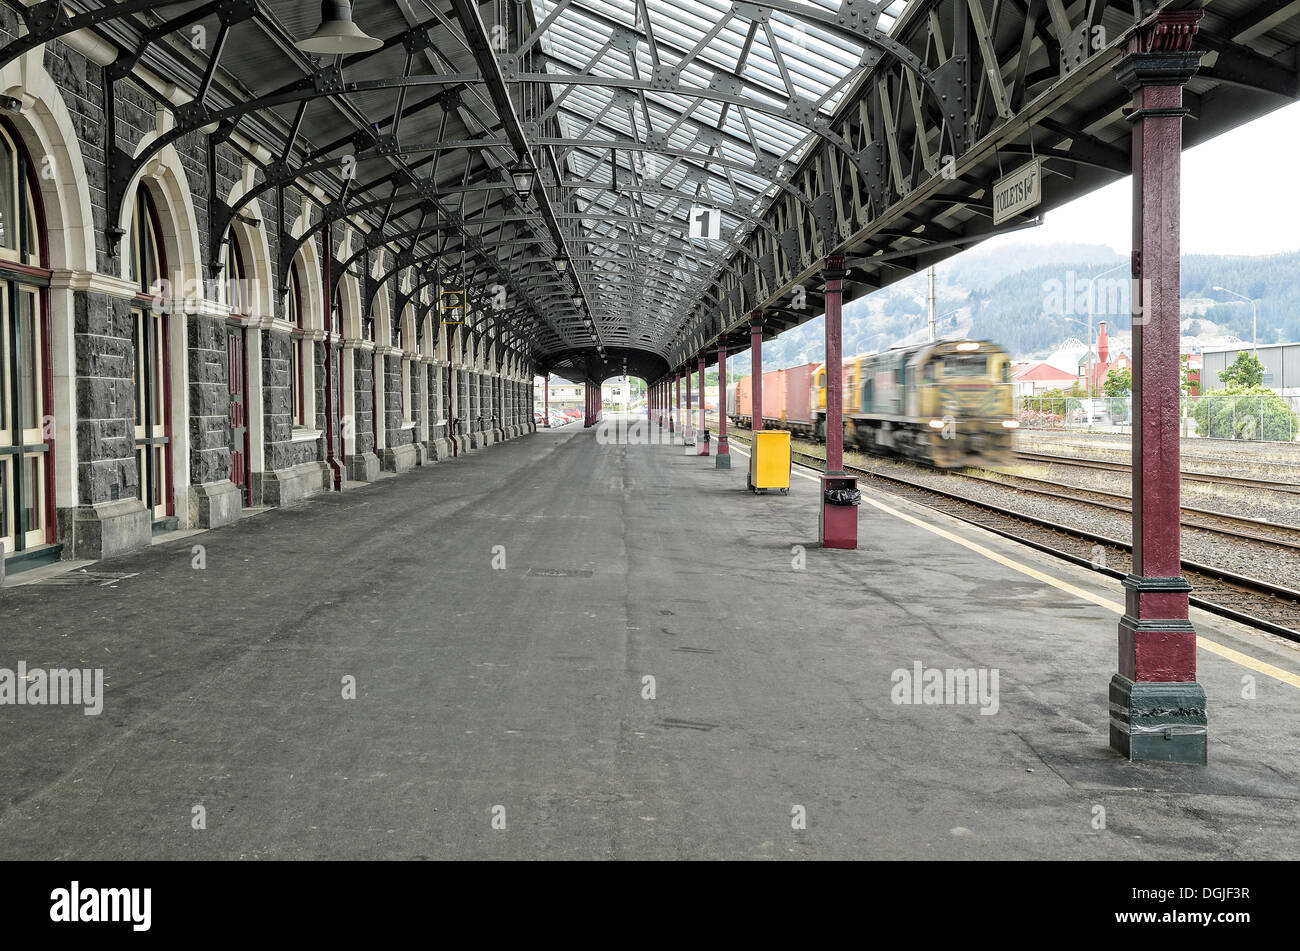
1016,394 -> 1300,442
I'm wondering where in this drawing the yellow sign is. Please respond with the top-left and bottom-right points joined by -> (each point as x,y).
440,288 -> 465,324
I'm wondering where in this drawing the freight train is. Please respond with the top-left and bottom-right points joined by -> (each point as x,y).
726,339 -> 1018,468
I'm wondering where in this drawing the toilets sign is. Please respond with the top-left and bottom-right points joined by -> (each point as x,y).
992,158 -> 1041,225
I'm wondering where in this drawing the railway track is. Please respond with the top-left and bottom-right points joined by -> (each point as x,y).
723,431 -> 1300,641
957,468 -> 1300,551
1013,450 -> 1300,494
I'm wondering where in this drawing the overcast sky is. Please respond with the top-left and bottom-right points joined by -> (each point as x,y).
980,100 -> 1300,258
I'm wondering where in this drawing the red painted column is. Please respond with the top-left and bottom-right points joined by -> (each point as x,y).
497,373 -> 505,439
544,376 -> 549,427
676,371 -> 686,433
820,254 -> 857,549
685,363 -> 693,441
716,339 -> 731,469
697,355 -> 709,456
824,257 -> 846,475
1110,11 -> 1206,764
750,311 -> 763,430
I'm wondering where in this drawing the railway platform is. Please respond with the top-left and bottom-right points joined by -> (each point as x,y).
2,419 -> 1299,860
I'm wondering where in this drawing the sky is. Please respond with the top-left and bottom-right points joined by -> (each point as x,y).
979,100 -> 1300,259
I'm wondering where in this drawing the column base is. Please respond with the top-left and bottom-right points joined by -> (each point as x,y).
380,443 -> 418,474
428,437 -> 453,461
819,475 -> 859,550
57,498 -> 151,561
345,451 -> 381,483
189,479 -> 242,529
715,452 -> 731,469
1109,675 -> 1207,764
252,461 -> 330,506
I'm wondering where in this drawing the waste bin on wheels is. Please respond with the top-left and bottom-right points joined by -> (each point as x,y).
747,430 -> 791,494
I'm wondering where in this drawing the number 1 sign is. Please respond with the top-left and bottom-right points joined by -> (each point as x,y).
688,205 -> 721,240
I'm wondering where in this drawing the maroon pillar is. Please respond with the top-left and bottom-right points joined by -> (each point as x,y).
685,363 -> 694,442
750,311 -> 763,430
676,371 -> 686,433
716,339 -> 731,469
820,254 -> 857,549
1111,11 -> 1205,764
497,374 -> 505,439
697,355 -> 709,456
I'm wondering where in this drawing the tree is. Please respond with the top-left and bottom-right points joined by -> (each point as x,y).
1191,384 -> 1298,441
1217,350 -> 1265,389
1102,366 -> 1132,397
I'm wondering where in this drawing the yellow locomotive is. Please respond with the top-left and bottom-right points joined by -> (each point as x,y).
813,340 -> 1017,468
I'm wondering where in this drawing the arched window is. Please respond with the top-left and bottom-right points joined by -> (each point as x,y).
286,259 -> 306,427
226,231 -> 252,318
129,187 -> 172,523
0,121 -> 53,557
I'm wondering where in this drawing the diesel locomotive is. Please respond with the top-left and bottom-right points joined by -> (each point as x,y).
727,339 -> 1017,468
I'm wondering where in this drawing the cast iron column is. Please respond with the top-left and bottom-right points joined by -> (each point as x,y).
685,363 -> 694,442
1111,10 -> 1206,764
824,256 -> 846,475
819,253 -> 857,549
697,355 -> 708,456
716,338 -> 730,469
676,371 -> 686,433
750,311 -> 763,430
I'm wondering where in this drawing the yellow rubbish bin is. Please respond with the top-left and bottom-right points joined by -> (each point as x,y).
748,430 -> 791,494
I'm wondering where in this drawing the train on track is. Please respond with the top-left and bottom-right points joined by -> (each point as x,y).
726,339 -> 1019,468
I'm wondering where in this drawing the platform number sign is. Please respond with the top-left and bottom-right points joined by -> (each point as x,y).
440,288 -> 465,325
689,205 -> 721,241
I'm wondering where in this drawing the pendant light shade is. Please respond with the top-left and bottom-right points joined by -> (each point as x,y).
509,159 -> 536,200
295,0 -> 384,55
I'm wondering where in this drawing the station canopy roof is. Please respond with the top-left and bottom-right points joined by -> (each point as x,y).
15,1 -> 1300,382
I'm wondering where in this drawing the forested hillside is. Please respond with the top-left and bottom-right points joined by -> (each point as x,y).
722,246 -> 1300,377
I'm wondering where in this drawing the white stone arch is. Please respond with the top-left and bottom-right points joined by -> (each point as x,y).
371,280 -> 392,346
0,49 -> 98,522
219,186 -> 275,322
0,50 -> 96,273
288,209 -> 324,331
120,132 -> 201,300
398,302 -> 417,355
338,272 -> 362,339
116,118 -> 203,524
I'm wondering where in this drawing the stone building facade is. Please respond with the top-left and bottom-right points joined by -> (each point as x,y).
0,15 -> 537,574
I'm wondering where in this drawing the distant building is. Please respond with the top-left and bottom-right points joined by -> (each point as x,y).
1201,342 -> 1300,396
1076,321 -> 1132,392
1012,361 -> 1078,396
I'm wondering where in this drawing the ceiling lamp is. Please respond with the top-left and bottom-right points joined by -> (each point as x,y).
572,294 -> 584,310
295,0 -> 384,55
509,158 -> 536,201
553,255 -> 568,275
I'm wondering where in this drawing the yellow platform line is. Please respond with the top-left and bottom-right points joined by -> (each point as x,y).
724,444 -> 1300,688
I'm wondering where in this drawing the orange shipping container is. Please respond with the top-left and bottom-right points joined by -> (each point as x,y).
758,368 -> 787,425
783,363 -> 816,426
734,375 -> 752,421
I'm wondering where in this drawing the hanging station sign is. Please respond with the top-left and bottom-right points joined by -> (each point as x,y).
688,205 -> 722,240
991,158 -> 1041,225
